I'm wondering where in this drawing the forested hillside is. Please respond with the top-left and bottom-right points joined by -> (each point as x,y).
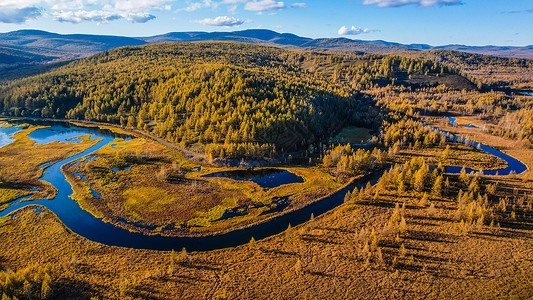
401,50 -> 533,90
0,42 -> 462,158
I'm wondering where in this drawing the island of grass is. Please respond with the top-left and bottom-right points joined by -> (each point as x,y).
64,134 -> 343,236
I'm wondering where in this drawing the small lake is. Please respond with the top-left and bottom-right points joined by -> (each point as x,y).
203,168 -> 304,189
0,122 -> 26,148
27,124 -> 104,144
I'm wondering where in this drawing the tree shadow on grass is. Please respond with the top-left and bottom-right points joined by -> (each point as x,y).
411,253 -> 452,264
407,219 -> 439,227
0,256 -> 7,271
410,214 -> 455,223
316,226 -> 356,234
168,273 -> 210,283
366,201 -> 397,209
406,229 -> 454,244
300,234 -> 340,245
259,247 -> 298,257
484,227 -> 533,239
303,269 -> 348,279
498,220 -> 533,232
393,262 -> 463,280
53,277 -> 101,300
133,270 -> 220,299
74,262 -> 118,278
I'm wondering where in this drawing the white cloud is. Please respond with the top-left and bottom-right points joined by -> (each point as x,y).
338,26 -> 375,35
53,8 -> 156,23
0,0 -> 42,23
0,0 -> 170,24
193,15 -> 245,27
0,0 -> 41,9
126,12 -> 156,23
53,10 -> 121,23
244,0 -> 286,11
0,6 -> 41,23
180,2 -> 204,12
362,0 -> 462,7
0,0 -> 307,24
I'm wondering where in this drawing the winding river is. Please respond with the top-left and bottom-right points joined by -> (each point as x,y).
0,120 -> 527,251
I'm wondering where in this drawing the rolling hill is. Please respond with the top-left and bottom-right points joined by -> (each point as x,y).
2,29 -> 531,78
0,41 -> 466,157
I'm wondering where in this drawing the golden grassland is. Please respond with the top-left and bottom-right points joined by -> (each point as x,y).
1,170 -> 533,299
0,121 -> 102,207
65,135 -> 343,236
0,189 -> 31,212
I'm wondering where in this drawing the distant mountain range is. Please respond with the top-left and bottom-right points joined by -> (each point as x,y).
1,29 -> 532,75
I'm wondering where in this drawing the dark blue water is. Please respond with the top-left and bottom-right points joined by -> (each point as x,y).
446,117 -> 478,129
521,91 -> 533,96
447,117 -> 458,126
0,123 -> 25,148
6,195 -> 33,207
0,121 -> 528,251
203,168 -> 304,189
111,167 -> 131,172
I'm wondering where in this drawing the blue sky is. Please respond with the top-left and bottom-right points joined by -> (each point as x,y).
0,0 -> 532,46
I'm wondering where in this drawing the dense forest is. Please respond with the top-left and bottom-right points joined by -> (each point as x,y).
0,42 -> 467,158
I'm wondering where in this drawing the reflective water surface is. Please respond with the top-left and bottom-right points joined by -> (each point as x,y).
203,168 -> 304,189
